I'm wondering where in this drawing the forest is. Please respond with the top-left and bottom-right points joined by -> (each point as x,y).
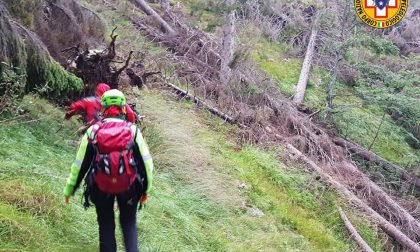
0,0 -> 419,251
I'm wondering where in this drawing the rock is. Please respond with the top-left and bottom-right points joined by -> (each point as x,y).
248,207 -> 264,218
238,181 -> 247,190
67,140 -> 80,146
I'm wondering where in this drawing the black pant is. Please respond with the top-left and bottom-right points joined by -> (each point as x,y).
90,181 -> 142,252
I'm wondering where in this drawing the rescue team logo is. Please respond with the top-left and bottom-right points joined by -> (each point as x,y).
354,0 -> 409,28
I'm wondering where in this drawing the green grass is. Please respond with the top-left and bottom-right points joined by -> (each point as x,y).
0,96 -> 98,251
0,92 -> 383,251
332,106 -> 419,166
0,0 -> 388,249
252,39 -> 327,109
152,0 -> 420,170
133,89 -> 383,251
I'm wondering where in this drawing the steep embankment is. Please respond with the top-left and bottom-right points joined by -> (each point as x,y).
179,0 -> 420,172
0,1 -> 83,100
0,90 -> 382,251
0,0 -> 400,250
0,97 -> 97,251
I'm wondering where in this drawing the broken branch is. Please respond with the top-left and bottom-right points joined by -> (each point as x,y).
338,207 -> 374,252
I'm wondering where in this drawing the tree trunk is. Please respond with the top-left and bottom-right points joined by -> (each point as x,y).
338,208 -> 374,252
368,112 -> 386,151
285,144 -> 420,252
327,55 -> 339,109
293,24 -> 318,104
133,0 -> 176,35
161,0 -> 169,11
159,77 -> 248,129
333,137 -> 420,188
220,0 -> 236,85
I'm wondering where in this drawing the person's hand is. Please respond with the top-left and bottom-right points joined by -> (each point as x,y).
140,193 -> 148,206
65,111 -> 74,120
65,196 -> 70,204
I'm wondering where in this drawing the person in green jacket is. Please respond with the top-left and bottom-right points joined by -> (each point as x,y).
63,89 -> 153,252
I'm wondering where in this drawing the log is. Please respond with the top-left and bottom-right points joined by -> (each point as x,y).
159,78 -> 248,129
123,5 -> 420,247
133,0 -> 177,36
333,137 -> 420,188
338,207 -> 374,252
285,144 -> 420,252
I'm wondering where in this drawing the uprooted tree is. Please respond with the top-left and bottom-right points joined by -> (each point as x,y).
125,2 -> 420,250
63,27 -> 133,91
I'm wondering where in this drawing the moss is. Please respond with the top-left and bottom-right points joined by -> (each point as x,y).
4,0 -> 37,28
252,40 -> 299,94
1,6 -> 83,99
25,50 -> 83,97
0,7 -> 28,74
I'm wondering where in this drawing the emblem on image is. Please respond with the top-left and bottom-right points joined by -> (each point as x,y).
354,0 -> 409,28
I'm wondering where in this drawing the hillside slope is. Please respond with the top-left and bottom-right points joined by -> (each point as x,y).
0,91 -> 382,251
2,0 -> 418,251
177,0 -> 420,172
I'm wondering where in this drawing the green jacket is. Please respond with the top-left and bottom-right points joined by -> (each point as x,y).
63,118 -> 154,197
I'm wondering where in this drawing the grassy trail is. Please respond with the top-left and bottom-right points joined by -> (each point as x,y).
135,89 -> 384,251
0,90 -> 382,251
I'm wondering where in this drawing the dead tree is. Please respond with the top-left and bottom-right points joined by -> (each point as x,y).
293,13 -> 318,104
133,0 -> 176,35
333,137 -> 420,189
286,144 -> 420,252
319,0 -> 358,109
63,28 -> 133,90
338,208 -> 374,252
220,0 -> 236,85
108,51 -> 133,89
126,67 -> 160,88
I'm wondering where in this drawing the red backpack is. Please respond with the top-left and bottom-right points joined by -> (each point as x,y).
90,121 -> 138,194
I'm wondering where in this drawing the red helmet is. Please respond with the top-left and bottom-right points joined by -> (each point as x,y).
96,83 -> 110,97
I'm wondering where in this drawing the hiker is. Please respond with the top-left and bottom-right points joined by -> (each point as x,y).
63,89 -> 153,252
65,83 -> 137,125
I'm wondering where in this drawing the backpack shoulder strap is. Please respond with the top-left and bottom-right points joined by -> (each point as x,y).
129,123 -> 139,141
87,123 -> 102,143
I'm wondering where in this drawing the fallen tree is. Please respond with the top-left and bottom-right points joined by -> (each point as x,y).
63,28 -> 133,90
132,0 -> 177,35
111,2 -> 420,248
158,80 -> 420,249
338,207 -> 374,252
286,144 -> 420,252
333,137 -> 420,188
159,77 -> 248,129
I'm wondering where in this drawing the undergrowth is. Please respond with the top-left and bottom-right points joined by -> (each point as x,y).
0,92 -> 384,251
136,90 -> 384,251
172,0 -> 419,170
251,38 -> 419,168
0,96 -> 97,251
